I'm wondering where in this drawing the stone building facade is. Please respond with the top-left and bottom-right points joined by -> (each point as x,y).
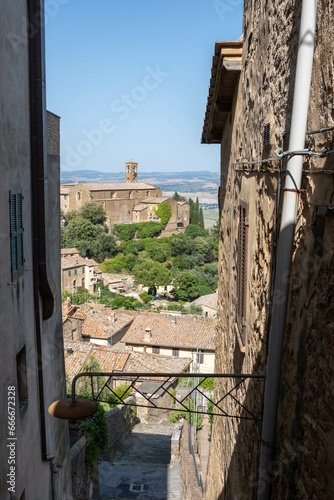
0,2 -> 72,498
61,249 -> 101,294
202,1 -> 334,499
60,162 -> 189,234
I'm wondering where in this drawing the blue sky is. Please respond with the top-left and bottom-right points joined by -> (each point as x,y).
45,0 -> 243,173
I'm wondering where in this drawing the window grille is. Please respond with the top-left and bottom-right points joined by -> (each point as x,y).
10,190 -> 24,280
264,124 -> 270,145
172,348 -> 179,357
237,199 -> 249,345
152,346 -> 160,354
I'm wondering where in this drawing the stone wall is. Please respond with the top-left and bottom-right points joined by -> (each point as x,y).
47,111 -> 60,156
205,0 -> 334,499
136,390 -> 176,424
180,420 -> 203,500
70,436 -> 98,500
102,397 -> 135,459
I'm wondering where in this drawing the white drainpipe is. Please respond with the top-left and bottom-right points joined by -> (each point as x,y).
258,1 -> 318,498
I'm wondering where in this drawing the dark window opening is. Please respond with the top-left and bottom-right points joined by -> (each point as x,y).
10,190 -> 24,280
196,352 -> 204,364
152,346 -> 160,354
17,346 -> 28,413
172,348 -> 179,357
237,199 -> 249,346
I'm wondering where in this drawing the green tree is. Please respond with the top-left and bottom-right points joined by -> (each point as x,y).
140,291 -> 153,304
173,191 -> 186,202
86,233 -> 117,262
199,207 -> 205,229
202,263 -> 219,287
133,260 -> 172,289
171,272 -> 201,301
64,209 -> 79,223
193,197 -> 200,225
184,224 -> 207,239
64,217 -> 103,246
114,223 -> 138,241
100,254 -> 126,273
79,202 -> 106,225
170,236 -> 194,256
154,202 -> 172,226
188,198 -> 195,223
194,237 -> 211,256
147,244 -> 166,263
136,222 -> 162,238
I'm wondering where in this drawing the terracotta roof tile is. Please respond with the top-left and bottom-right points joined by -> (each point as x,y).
123,350 -> 192,380
78,304 -> 133,339
61,255 -> 96,269
64,341 -> 93,375
63,341 -> 191,382
122,313 -> 216,350
61,248 -> 79,255
188,291 -> 218,310
90,346 -> 130,372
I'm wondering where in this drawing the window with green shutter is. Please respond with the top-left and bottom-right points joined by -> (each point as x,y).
10,190 -> 24,280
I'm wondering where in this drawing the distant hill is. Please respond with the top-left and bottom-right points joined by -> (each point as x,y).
60,169 -> 219,204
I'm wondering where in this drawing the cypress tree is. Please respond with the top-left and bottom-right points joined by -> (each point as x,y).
189,198 -> 195,224
194,197 -> 200,225
199,207 -> 205,228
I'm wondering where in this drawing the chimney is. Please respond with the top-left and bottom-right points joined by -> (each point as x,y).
66,297 -> 72,310
171,316 -> 177,324
67,347 -> 73,354
108,313 -> 116,323
144,327 -> 152,342
143,346 -> 147,353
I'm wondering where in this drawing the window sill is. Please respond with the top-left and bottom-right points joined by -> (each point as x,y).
234,322 -> 245,354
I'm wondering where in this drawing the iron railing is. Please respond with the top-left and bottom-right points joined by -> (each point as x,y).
71,372 -> 265,421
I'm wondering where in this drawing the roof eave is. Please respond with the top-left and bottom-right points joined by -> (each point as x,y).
202,41 -> 243,145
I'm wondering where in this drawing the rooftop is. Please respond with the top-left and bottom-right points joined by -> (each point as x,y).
122,313 -> 216,350
78,303 -> 134,339
61,248 -> 79,256
133,204 -> 148,212
76,182 -> 157,191
188,291 -> 218,311
64,341 -> 191,380
143,197 -> 169,204
61,255 -> 97,270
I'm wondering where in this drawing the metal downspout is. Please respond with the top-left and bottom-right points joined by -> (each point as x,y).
258,1 -> 318,498
29,0 -> 56,461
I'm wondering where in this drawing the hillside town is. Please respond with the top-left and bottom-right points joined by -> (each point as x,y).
1,1 -> 333,500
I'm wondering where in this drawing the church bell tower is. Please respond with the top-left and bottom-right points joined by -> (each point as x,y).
125,161 -> 138,183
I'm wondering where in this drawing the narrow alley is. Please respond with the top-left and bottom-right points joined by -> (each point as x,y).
99,421 -> 180,500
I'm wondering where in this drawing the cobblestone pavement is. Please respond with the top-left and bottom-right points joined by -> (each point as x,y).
99,421 -> 180,500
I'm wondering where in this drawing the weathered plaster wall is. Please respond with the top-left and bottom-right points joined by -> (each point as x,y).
205,0 -> 334,499
0,4 -> 72,499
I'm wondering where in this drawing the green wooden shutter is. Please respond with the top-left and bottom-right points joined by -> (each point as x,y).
10,190 -> 24,280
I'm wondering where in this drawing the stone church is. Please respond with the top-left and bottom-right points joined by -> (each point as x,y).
61,161 -> 189,234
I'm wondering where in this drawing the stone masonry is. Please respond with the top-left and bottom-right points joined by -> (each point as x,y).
203,1 -> 334,499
